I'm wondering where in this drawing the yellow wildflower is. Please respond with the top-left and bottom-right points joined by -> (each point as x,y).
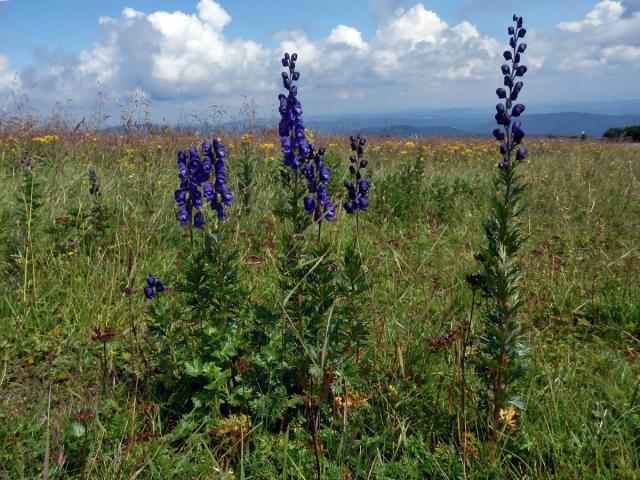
32,135 -> 59,144
304,128 -> 314,143
499,404 -> 520,431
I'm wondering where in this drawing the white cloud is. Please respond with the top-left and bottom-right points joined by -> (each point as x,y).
376,4 -> 448,49
328,25 -> 368,51
553,1 -> 640,72
558,0 -> 624,32
0,54 -> 19,93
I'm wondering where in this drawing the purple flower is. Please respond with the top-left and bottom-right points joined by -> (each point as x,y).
194,210 -> 205,229
144,286 -> 154,299
146,274 -> 156,287
178,207 -> 189,225
492,15 -> 529,168
343,132 -> 370,215
303,196 -> 316,213
343,201 -> 356,214
516,146 -> 527,160
174,137 -> 232,228
278,52 -> 311,174
303,146 -> 335,222
512,104 -> 525,117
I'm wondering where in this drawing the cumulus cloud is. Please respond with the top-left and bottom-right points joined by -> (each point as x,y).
328,25 -> 368,51
4,0 -> 639,118
17,0 -> 274,116
0,54 -> 19,93
552,1 -> 640,72
557,0 -> 624,32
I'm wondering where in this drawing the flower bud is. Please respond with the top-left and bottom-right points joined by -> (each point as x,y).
493,128 -> 505,141
496,88 -> 507,99
516,146 -> 527,160
512,104 -> 525,117
503,51 -> 513,61
303,196 -> 315,213
194,210 -> 205,229
501,64 -> 510,75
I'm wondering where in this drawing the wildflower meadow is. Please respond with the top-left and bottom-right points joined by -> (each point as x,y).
1,13 -> 639,480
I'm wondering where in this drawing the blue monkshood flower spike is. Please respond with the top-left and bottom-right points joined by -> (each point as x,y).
492,15 -> 528,168
278,52 -> 311,174
303,145 -> 335,222
343,132 -> 370,214
173,137 -> 232,228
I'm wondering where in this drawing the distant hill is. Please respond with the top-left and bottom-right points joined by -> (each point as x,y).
100,102 -> 640,138
470,113 -> 640,138
305,112 -> 640,138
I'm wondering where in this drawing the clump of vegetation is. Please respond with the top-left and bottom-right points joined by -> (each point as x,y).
603,125 -> 640,142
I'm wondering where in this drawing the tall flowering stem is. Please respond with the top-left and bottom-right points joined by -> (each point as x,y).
277,52 -> 316,237
473,14 -> 530,442
343,133 -> 370,249
279,52 -> 310,175
303,145 -> 335,242
174,138 -> 232,233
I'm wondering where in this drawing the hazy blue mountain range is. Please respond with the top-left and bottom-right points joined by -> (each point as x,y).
124,100 -> 640,138
302,100 -> 640,137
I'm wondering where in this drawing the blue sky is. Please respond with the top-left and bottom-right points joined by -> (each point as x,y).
0,0 -> 638,121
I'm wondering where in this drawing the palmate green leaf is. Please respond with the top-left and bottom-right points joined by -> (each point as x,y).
185,359 -> 203,377
70,421 -> 86,438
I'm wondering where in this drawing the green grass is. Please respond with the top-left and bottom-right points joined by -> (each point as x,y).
0,133 -> 639,479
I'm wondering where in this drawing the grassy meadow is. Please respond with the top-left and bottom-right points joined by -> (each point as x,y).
0,131 -> 639,479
